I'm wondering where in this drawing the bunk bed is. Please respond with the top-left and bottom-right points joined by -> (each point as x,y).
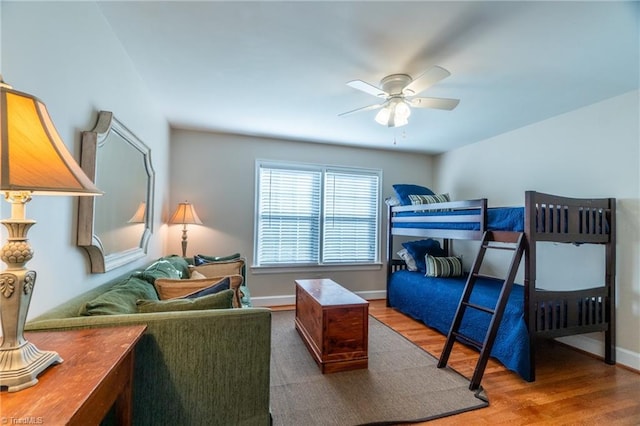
386,189 -> 616,382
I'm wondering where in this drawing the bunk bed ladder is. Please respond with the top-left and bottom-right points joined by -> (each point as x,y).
437,231 -> 525,390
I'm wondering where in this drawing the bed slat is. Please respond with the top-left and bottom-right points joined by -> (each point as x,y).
527,192 -> 613,243
533,287 -> 610,336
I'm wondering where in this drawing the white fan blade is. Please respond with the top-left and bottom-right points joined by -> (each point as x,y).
408,97 -> 460,111
402,66 -> 451,96
346,80 -> 388,98
338,102 -> 386,117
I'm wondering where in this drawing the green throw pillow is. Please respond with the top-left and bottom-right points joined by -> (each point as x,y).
193,253 -> 241,266
239,285 -> 252,308
425,255 -> 463,278
160,255 -> 191,278
138,260 -> 182,284
136,289 -> 234,313
80,277 -> 159,316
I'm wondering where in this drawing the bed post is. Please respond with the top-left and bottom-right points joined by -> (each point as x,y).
386,204 -> 394,307
480,198 -> 488,232
605,198 -> 616,365
524,191 -> 536,382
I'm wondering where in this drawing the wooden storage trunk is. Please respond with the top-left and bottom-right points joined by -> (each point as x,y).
294,278 -> 369,374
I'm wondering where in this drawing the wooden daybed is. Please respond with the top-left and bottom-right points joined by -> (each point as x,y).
386,190 -> 616,382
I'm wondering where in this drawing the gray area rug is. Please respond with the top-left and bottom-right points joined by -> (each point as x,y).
270,311 -> 488,425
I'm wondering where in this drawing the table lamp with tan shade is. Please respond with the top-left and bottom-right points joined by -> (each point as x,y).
169,201 -> 202,258
0,77 -> 102,392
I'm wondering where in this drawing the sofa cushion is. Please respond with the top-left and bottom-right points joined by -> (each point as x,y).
239,285 -> 253,308
182,277 -> 231,299
183,277 -> 230,299
188,259 -> 244,278
190,270 -> 207,279
160,255 -> 191,278
193,253 -> 241,266
79,277 -> 159,316
136,289 -> 234,313
154,274 -> 244,308
137,260 -> 182,284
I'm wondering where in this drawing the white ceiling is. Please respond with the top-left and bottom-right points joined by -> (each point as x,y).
98,1 -> 639,154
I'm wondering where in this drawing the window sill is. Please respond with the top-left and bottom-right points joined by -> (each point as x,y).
250,262 -> 383,275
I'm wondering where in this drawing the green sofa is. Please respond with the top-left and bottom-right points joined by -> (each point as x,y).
25,255 -> 271,426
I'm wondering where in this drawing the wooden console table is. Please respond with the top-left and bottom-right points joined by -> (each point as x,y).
0,325 -> 146,425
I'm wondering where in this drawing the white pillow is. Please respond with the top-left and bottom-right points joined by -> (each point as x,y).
385,196 -> 401,207
397,248 -> 418,271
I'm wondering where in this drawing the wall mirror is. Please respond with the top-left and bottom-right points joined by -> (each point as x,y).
77,111 -> 155,273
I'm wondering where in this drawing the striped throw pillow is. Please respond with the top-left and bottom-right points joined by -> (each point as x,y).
425,254 -> 463,277
408,193 -> 450,205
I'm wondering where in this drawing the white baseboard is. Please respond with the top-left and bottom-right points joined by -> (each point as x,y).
251,295 -> 297,307
251,290 -> 387,307
556,335 -> 640,372
253,292 -> 640,373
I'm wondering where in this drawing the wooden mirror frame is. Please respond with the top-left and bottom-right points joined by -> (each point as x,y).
77,111 -> 155,273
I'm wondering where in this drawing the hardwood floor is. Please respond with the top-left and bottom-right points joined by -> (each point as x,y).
272,300 -> 640,425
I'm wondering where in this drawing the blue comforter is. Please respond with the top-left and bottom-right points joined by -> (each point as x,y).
388,270 -> 532,381
393,206 -> 525,232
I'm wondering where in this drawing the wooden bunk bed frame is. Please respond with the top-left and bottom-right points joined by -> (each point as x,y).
386,190 -> 616,381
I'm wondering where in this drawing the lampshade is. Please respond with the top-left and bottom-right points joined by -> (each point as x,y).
127,202 -> 147,223
169,201 -> 202,225
0,77 -> 102,392
0,81 -> 101,196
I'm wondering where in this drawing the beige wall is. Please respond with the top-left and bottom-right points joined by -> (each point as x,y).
434,90 -> 640,369
168,131 -> 434,301
1,2 -> 171,318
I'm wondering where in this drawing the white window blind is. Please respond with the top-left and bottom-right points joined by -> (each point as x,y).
323,171 -> 379,263
257,166 -> 321,265
255,162 -> 380,267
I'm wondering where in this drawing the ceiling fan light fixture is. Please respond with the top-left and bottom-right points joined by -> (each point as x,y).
395,100 -> 411,119
393,101 -> 410,127
375,106 -> 391,126
375,99 -> 410,128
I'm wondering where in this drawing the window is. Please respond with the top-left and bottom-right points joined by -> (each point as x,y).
255,161 -> 380,267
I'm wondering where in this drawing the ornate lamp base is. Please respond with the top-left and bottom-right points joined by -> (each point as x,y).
0,342 -> 61,392
0,192 -> 63,392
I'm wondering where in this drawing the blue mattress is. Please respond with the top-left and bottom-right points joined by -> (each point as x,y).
393,206 -> 524,232
388,270 -> 532,381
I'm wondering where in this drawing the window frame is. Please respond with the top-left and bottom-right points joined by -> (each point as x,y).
253,160 -> 382,271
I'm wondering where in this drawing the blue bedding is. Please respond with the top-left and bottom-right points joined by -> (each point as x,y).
393,206 -> 524,232
388,270 -> 532,381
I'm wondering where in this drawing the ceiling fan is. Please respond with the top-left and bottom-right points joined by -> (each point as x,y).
339,65 -> 460,128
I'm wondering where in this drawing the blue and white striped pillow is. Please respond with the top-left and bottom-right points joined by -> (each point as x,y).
425,254 -> 463,277
408,193 -> 450,205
